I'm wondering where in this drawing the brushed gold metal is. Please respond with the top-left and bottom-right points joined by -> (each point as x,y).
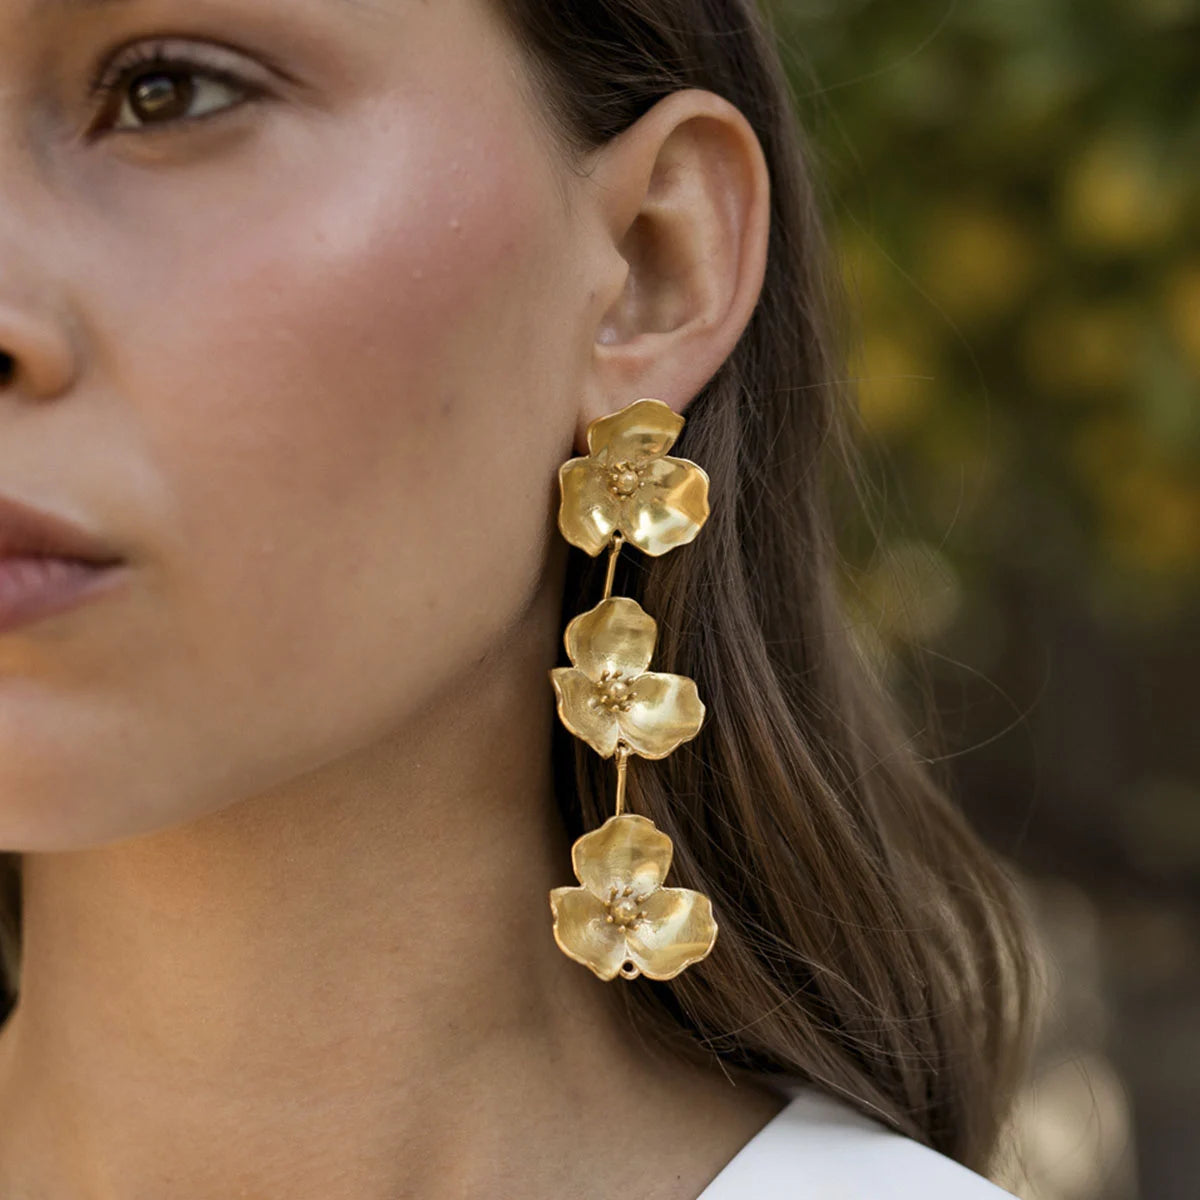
548,595 -> 705,760
556,398 -> 710,558
549,398 -> 717,982
613,741 -> 630,816
602,531 -> 625,600
549,813 -> 719,982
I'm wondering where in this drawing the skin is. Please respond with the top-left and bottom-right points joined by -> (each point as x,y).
0,0 -> 777,1195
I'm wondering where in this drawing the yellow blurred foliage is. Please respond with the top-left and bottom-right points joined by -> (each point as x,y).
1164,262 -> 1200,377
849,327 -> 938,436
1059,131 -> 1186,253
1075,419 -> 1199,575
1102,466 -> 1200,576
918,416 -> 1008,518
1020,301 -> 1144,397
838,225 -> 896,314
858,539 -> 963,645
920,202 -> 1040,325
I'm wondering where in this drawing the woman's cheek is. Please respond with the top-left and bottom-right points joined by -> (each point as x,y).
0,11 -> 581,847
78,100 -> 570,780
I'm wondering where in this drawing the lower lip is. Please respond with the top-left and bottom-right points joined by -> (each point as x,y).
0,555 -> 127,635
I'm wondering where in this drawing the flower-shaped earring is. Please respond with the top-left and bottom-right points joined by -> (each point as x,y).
550,596 -> 704,760
549,397 -> 717,982
550,814 -> 717,982
557,397 -> 710,557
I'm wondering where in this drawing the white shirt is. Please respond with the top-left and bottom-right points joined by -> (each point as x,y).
696,1086 -> 1018,1198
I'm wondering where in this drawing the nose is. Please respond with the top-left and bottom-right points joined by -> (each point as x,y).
0,297 -> 80,400
0,135 -> 82,400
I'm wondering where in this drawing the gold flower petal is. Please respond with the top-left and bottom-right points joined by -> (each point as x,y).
617,671 -> 705,760
549,667 -> 620,757
620,455 -> 711,556
564,596 -> 657,682
549,886 -> 628,981
625,886 -> 718,980
586,398 -> 685,466
558,457 -> 619,557
571,813 -> 673,901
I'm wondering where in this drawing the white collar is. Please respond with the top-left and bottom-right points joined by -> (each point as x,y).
697,1085 -> 1017,1198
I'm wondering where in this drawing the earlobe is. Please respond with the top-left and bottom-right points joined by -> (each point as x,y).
579,88 -> 770,431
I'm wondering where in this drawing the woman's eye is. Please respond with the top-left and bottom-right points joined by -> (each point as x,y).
91,59 -> 254,135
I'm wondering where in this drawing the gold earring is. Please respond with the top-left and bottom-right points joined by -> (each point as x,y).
548,397 -> 718,982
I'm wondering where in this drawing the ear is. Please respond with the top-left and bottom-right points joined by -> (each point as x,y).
575,88 -> 770,445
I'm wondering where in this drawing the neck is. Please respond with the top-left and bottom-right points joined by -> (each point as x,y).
0,591 -> 781,1199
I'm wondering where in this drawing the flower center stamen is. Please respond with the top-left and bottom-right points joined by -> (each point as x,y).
594,670 -> 636,713
604,883 -> 650,928
606,460 -> 643,497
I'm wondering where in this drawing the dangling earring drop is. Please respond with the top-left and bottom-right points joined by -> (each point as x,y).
548,398 -> 718,982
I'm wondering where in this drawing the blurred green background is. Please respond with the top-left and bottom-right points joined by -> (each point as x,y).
764,1 -> 1199,1196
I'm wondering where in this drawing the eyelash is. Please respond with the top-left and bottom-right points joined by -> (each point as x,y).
86,40 -> 262,136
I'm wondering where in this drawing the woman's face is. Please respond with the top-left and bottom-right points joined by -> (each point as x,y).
0,0 -> 592,849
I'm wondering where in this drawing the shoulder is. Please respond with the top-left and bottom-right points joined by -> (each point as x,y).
697,1085 -> 1018,1199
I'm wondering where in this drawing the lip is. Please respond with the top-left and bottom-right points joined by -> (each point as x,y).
0,493 -> 126,635
0,492 -> 124,565
0,555 -> 127,635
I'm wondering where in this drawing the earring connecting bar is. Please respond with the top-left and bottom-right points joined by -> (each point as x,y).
613,741 -> 631,816
602,531 -> 625,600
606,533 -> 636,820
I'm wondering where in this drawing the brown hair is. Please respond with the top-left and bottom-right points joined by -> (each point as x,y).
0,0 -> 1037,1177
